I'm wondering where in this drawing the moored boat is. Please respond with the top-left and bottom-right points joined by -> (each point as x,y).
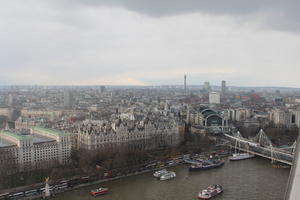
160,171 -> 176,181
189,160 -> 224,171
153,169 -> 168,178
198,185 -> 223,199
229,153 -> 254,161
90,187 -> 109,196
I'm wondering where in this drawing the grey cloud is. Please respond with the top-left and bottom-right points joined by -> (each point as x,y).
57,0 -> 300,32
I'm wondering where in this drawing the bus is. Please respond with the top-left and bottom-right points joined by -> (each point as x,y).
8,192 -> 25,199
0,193 -> 10,199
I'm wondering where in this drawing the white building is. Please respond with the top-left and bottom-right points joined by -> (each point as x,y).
209,92 -> 221,104
269,109 -> 292,126
0,127 -> 71,174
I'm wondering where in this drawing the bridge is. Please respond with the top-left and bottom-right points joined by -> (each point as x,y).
224,129 -> 295,165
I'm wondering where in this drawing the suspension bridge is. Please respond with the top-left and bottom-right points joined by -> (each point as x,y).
224,129 -> 296,165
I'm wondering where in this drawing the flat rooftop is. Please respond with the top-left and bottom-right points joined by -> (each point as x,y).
33,135 -> 56,144
33,126 -> 69,137
0,139 -> 16,148
0,130 -> 32,141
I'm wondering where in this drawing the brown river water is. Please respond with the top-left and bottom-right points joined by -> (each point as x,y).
53,158 -> 290,200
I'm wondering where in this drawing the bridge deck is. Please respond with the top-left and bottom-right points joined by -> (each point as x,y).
230,146 -> 292,165
224,134 -> 294,165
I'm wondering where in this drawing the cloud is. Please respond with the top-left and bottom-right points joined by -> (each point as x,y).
0,1 -> 299,87
56,0 -> 300,33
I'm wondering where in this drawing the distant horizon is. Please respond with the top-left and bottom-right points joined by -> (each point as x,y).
1,84 -> 300,90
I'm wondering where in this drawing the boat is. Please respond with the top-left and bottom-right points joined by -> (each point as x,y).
229,153 -> 254,161
198,185 -> 223,199
160,171 -> 176,181
89,187 -> 109,196
272,164 -> 290,169
189,160 -> 224,171
153,169 -> 168,178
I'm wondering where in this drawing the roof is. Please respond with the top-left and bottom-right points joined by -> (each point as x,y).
33,135 -> 56,144
0,130 -> 32,141
201,109 -> 217,118
33,126 -> 69,137
0,139 -> 16,147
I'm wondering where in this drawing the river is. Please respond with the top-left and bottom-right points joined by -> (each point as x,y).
53,158 -> 290,200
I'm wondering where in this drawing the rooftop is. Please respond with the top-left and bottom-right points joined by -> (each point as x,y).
33,126 -> 69,137
33,135 -> 56,144
0,138 -> 16,148
0,130 -> 32,141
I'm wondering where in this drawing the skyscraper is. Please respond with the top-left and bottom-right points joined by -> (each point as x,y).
203,81 -> 211,92
100,85 -> 106,93
64,90 -> 74,109
221,80 -> 226,94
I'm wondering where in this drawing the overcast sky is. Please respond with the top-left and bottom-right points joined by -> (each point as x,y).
0,0 -> 300,87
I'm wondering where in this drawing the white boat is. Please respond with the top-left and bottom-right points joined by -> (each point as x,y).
198,185 -> 223,199
160,171 -> 176,181
153,169 -> 168,178
229,153 -> 255,161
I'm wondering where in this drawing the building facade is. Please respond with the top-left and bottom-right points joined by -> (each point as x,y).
77,118 -> 180,151
209,92 -> 221,104
0,127 -> 71,175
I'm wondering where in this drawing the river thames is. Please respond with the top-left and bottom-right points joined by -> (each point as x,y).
53,158 -> 290,200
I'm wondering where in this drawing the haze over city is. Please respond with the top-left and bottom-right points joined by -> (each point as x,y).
1,0 -> 300,87
2,1 -> 300,200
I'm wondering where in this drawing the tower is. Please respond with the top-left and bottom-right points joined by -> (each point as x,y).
64,90 -> 74,109
203,82 -> 211,92
221,80 -> 226,94
44,177 -> 51,197
184,74 -> 187,95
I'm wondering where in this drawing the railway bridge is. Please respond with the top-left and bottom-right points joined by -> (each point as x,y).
224,129 -> 295,165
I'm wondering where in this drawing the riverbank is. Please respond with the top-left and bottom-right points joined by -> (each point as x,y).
21,163 -> 184,200
1,154 -> 192,200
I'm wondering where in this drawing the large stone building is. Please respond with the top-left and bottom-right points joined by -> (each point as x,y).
77,116 -> 180,151
0,127 -> 71,175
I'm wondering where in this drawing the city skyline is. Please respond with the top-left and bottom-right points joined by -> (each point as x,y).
0,1 -> 300,87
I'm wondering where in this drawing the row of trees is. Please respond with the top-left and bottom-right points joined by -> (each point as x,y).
0,132 -> 212,190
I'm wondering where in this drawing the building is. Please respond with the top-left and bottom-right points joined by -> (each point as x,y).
221,80 -> 226,94
64,90 -> 74,109
269,109 -> 293,126
203,82 -> 211,92
15,116 -> 46,130
186,106 -> 228,133
20,109 -> 62,120
0,107 -> 14,118
0,127 -> 71,175
184,74 -> 187,95
7,94 -> 14,106
100,86 -> 106,93
209,92 -> 221,104
292,110 -> 300,127
77,117 -> 180,151
235,108 -> 252,122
